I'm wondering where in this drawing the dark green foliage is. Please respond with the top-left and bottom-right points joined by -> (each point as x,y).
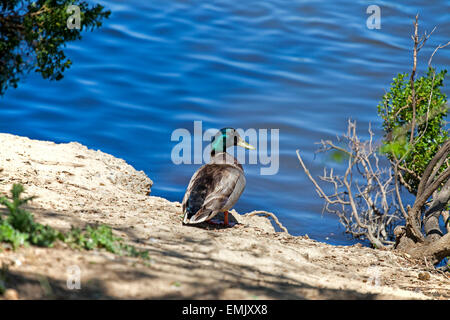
0,184 -> 149,259
0,0 -> 110,95
0,184 -> 61,248
64,225 -> 150,259
0,221 -> 28,249
377,68 -> 449,193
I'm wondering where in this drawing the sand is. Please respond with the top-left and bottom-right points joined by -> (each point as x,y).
0,133 -> 449,299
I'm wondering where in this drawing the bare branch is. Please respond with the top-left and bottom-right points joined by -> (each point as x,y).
417,139 -> 450,197
408,232 -> 450,264
409,14 -> 419,144
428,41 -> 450,68
406,140 -> 450,243
297,120 -> 403,248
409,15 -> 437,144
244,210 -> 289,233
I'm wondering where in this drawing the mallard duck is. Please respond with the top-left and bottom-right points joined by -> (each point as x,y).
182,128 -> 255,226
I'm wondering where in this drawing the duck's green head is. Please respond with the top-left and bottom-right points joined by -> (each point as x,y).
211,128 -> 255,155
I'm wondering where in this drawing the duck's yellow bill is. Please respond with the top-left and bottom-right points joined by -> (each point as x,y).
237,138 -> 256,150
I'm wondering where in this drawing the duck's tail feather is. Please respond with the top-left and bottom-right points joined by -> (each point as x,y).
183,208 -> 213,224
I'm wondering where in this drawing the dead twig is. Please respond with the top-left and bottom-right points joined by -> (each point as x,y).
428,41 -> 450,68
297,120 -> 402,249
244,210 -> 289,234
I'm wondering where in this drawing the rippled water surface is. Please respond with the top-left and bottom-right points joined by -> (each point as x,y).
1,0 -> 449,245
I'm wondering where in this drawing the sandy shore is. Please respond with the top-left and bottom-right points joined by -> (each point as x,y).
0,133 -> 449,299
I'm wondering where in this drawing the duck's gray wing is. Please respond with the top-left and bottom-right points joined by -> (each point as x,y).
182,164 -> 245,224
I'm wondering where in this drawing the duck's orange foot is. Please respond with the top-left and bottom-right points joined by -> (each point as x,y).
207,211 -> 231,227
224,210 -> 229,226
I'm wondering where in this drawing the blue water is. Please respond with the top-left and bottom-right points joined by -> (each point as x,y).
1,0 -> 449,245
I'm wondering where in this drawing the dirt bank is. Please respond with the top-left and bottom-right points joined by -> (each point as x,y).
0,133 -> 448,299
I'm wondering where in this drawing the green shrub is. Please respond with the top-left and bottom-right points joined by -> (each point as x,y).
65,225 -> 149,259
377,68 -> 448,193
0,184 -> 149,259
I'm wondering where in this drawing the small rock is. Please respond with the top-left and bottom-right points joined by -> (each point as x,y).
418,272 -> 430,281
4,289 -> 19,300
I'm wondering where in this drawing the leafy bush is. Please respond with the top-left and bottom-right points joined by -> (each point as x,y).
0,184 -> 61,248
0,184 -> 149,259
377,67 -> 448,193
